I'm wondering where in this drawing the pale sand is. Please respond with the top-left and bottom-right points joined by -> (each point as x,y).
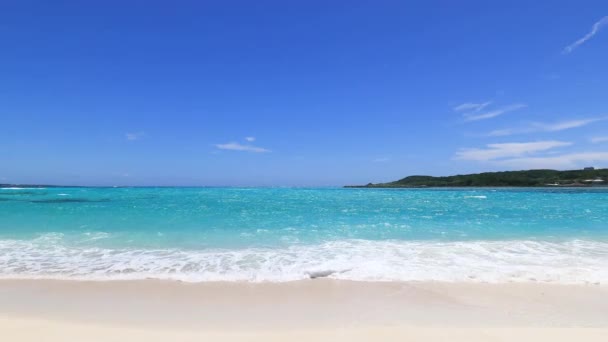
1,279 -> 607,341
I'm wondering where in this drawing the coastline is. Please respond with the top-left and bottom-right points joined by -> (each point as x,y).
344,185 -> 606,188
344,168 -> 608,188
2,186 -> 608,340
2,279 -> 607,341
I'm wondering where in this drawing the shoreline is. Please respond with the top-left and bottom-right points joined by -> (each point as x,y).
2,279 -> 608,340
2,237 -> 606,284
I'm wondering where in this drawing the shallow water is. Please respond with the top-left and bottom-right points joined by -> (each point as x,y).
1,187 -> 607,283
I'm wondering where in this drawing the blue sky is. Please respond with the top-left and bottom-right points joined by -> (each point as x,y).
1,1 -> 608,186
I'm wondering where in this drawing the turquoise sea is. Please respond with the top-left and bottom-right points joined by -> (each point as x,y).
1,187 -> 607,283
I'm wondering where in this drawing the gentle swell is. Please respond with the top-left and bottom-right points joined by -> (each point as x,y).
0,235 -> 606,284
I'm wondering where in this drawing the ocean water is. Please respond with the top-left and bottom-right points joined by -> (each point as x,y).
1,187 -> 607,283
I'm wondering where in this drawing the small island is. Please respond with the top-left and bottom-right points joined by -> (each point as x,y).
346,168 -> 608,188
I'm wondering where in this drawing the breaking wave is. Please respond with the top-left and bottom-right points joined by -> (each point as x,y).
0,234 -> 606,284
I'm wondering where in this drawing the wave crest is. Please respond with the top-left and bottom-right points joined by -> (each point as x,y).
0,236 -> 606,284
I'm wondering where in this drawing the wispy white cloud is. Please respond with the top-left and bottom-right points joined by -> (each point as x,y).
454,141 -> 572,161
590,136 -> 608,143
486,128 -> 523,137
453,101 -> 492,113
462,104 -> 527,122
125,132 -> 145,141
534,117 -> 607,131
496,152 -> 608,170
486,116 -> 607,136
455,140 -> 608,170
563,16 -> 608,54
215,142 -> 270,153
245,136 -> 256,142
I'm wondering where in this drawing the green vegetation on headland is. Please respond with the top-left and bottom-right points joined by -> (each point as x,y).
345,168 -> 608,188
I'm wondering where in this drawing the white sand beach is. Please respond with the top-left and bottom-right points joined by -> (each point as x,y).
1,279 -> 607,341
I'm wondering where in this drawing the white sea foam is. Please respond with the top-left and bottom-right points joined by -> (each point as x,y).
465,195 -> 487,199
0,236 -> 606,284
82,232 -> 110,241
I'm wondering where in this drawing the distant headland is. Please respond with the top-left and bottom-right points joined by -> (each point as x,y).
345,168 -> 608,188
